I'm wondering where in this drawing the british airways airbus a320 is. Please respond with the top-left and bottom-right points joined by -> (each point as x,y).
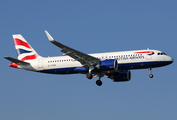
4,31 -> 173,86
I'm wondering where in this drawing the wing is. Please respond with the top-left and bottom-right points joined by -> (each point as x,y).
45,30 -> 100,70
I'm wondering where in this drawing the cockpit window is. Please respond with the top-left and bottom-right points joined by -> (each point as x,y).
157,52 -> 167,55
163,53 -> 167,55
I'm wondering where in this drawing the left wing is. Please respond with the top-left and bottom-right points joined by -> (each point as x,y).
45,30 -> 100,70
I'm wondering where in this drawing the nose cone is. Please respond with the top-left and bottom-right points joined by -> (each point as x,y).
170,57 -> 174,64
166,56 -> 174,65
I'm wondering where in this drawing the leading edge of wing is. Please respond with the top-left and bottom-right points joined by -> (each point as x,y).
44,30 -> 100,67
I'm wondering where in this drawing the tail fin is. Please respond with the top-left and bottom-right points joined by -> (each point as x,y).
13,34 -> 40,61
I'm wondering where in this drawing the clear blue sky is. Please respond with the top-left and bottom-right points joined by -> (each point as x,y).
1,0 -> 177,120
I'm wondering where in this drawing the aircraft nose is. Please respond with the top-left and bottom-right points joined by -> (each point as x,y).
168,56 -> 174,64
171,57 -> 174,63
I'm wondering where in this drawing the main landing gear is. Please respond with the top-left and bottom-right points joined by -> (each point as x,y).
96,80 -> 102,86
86,73 -> 93,79
86,73 -> 103,86
148,68 -> 153,78
96,75 -> 103,86
95,74 -> 104,86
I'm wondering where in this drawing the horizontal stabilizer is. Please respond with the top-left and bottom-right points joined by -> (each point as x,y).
4,57 -> 29,65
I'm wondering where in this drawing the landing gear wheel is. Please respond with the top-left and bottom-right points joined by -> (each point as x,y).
96,80 -> 102,86
149,74 -> 153,78
148,68 -> 153,78
86,73 -> 93,79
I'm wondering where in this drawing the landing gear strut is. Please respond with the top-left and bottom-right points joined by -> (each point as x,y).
148,68 -> 153,78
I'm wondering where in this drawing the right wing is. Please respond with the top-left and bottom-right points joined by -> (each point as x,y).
45,30 -> 100,70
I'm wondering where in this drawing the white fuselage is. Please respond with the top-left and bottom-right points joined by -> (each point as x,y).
20,49 -> 173,74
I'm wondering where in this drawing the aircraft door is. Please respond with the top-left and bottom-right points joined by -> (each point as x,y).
38,58 -> 43,68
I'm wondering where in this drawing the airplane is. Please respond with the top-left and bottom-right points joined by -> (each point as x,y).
4,30 -> 173,86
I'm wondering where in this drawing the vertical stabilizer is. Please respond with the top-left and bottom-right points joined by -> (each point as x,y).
13,34 -> 41,61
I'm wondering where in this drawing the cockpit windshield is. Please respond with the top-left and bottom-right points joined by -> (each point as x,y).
157,52 -> 167,55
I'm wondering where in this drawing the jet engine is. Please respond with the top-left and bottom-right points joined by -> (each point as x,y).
97,59 -> 118,71
108,70 -> 131,82
75,59 -> 125,73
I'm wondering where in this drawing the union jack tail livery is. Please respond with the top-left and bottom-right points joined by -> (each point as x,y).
13,34 -> 40,61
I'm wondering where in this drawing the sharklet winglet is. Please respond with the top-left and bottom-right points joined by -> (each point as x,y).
45,30 -> 55,42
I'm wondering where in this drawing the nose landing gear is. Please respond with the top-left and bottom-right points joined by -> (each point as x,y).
148,68 -> 153,78
149,74 -> 153,78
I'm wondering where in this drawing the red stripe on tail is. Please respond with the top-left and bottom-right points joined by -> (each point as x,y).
14,38 -> 31,49
21,54 -> 37,61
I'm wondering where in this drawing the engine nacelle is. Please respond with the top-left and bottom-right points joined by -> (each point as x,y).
108,70 -> 131,82
75,59 -> 124,73
97,59 -> 118,71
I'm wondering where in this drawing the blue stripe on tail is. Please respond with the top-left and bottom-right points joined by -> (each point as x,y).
16,49 -> 32,55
